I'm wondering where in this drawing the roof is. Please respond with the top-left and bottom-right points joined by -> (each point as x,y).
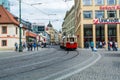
0,5 -> 19,25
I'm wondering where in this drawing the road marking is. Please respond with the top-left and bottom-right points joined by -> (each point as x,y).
40,52 -> 101,80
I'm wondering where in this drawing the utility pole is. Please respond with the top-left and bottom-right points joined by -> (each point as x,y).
19,0 -> 23,52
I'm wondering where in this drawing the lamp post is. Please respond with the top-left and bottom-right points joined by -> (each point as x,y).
19,0 -> 23,52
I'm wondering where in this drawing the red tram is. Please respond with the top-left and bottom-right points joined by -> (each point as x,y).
60,36 -> 78,50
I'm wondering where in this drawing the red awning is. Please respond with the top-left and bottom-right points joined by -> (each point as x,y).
26,31 -> 37,38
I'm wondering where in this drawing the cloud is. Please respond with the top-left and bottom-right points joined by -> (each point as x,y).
10,0 -> 74,30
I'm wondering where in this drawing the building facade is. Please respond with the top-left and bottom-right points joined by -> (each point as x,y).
62,6 -> 75,36
0,6 -> 26,50
31,23 -> 46,42
0,0 -> 10,11
74,0 -> 120,48
47,21 -> 55,43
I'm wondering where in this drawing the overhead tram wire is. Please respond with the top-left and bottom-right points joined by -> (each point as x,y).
16,0 -> 49,15
62,0 -> 70,9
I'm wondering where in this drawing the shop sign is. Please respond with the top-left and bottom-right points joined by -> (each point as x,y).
100,6 -> 120,10
93,18 -> 120,24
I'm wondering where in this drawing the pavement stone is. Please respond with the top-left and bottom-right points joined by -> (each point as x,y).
63,49 -> 120,80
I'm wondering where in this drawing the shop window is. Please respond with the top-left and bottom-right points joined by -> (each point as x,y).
2,40 -> 7,46
83,11 -> 92,19
107,11 -> 117,18
95,11 -> 104,18
83,0 -> 92,5
95,0 -> 104,5
2,26 -> 7,34
107,0 -> 116,5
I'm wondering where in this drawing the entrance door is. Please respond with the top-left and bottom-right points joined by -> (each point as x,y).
108,24 -> 117,41
84,24 -> 92,48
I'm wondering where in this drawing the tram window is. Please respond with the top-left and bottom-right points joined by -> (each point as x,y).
67,38 -> 69,41
70,38 -> 74,42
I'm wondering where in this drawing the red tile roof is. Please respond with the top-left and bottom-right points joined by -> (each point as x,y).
0,5 -> 19,25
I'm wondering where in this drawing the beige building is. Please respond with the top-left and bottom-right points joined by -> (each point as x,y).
74,0 -> 120,48
47,21 -> 55,43
62,6 -> 75,36
0,6 -> 26,50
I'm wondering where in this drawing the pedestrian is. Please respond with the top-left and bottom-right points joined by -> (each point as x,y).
36,42 -> 39,51
14,42 -> 18,51
27,42 -> 30,51
33,42 -> 36,51
90,41 -> 94,51
30,42 -> 33,51
22,42 -> 26,50
99,41 -> 102,48
115,42 -> 118,51
108,41 -> 111,51
112,41 -> 115,51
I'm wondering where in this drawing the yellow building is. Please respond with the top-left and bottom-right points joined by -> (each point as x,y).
74,0 -> 120,48
62,6 -> 75,36
47,21 -> 55,43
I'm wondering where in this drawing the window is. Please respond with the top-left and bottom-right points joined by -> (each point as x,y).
16,27 -> 18,34
107,11 -> 117,18
95,11 -> 104,18
95,0 -> 104,5
2,26 -> 7,34
119,0 -> 120,4
107,0 -> 116,5
23,30 -> 25,36
83,0 -> 92,5
70,38 -> 74,42
83,11 -> 92,18
2,40 -> 7,46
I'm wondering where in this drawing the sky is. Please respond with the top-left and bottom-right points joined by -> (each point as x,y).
9,0 -> 74,31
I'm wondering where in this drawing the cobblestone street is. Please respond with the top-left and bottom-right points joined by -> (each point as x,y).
63,50 -> 120,80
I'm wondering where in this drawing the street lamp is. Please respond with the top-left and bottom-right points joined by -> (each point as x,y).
19,0 -> 23,52
30,3 -> 42,6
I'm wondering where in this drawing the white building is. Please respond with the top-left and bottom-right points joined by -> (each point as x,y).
0,6 -> 26,50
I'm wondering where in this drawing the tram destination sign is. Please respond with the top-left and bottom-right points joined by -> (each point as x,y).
93,18 -> 120,24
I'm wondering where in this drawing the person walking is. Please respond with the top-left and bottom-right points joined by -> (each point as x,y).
108,41 -> 111,51
27,42 -> 30,51
90,41 -> 94,51
36,42 -> 39,51
115,42 -> 118,51
33,42 -> 36,51
30,42 -> 33,51
14,42 -> 18,51
112,41 -> 115,51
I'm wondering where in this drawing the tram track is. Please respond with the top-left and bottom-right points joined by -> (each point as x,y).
0,49 -> 80,79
